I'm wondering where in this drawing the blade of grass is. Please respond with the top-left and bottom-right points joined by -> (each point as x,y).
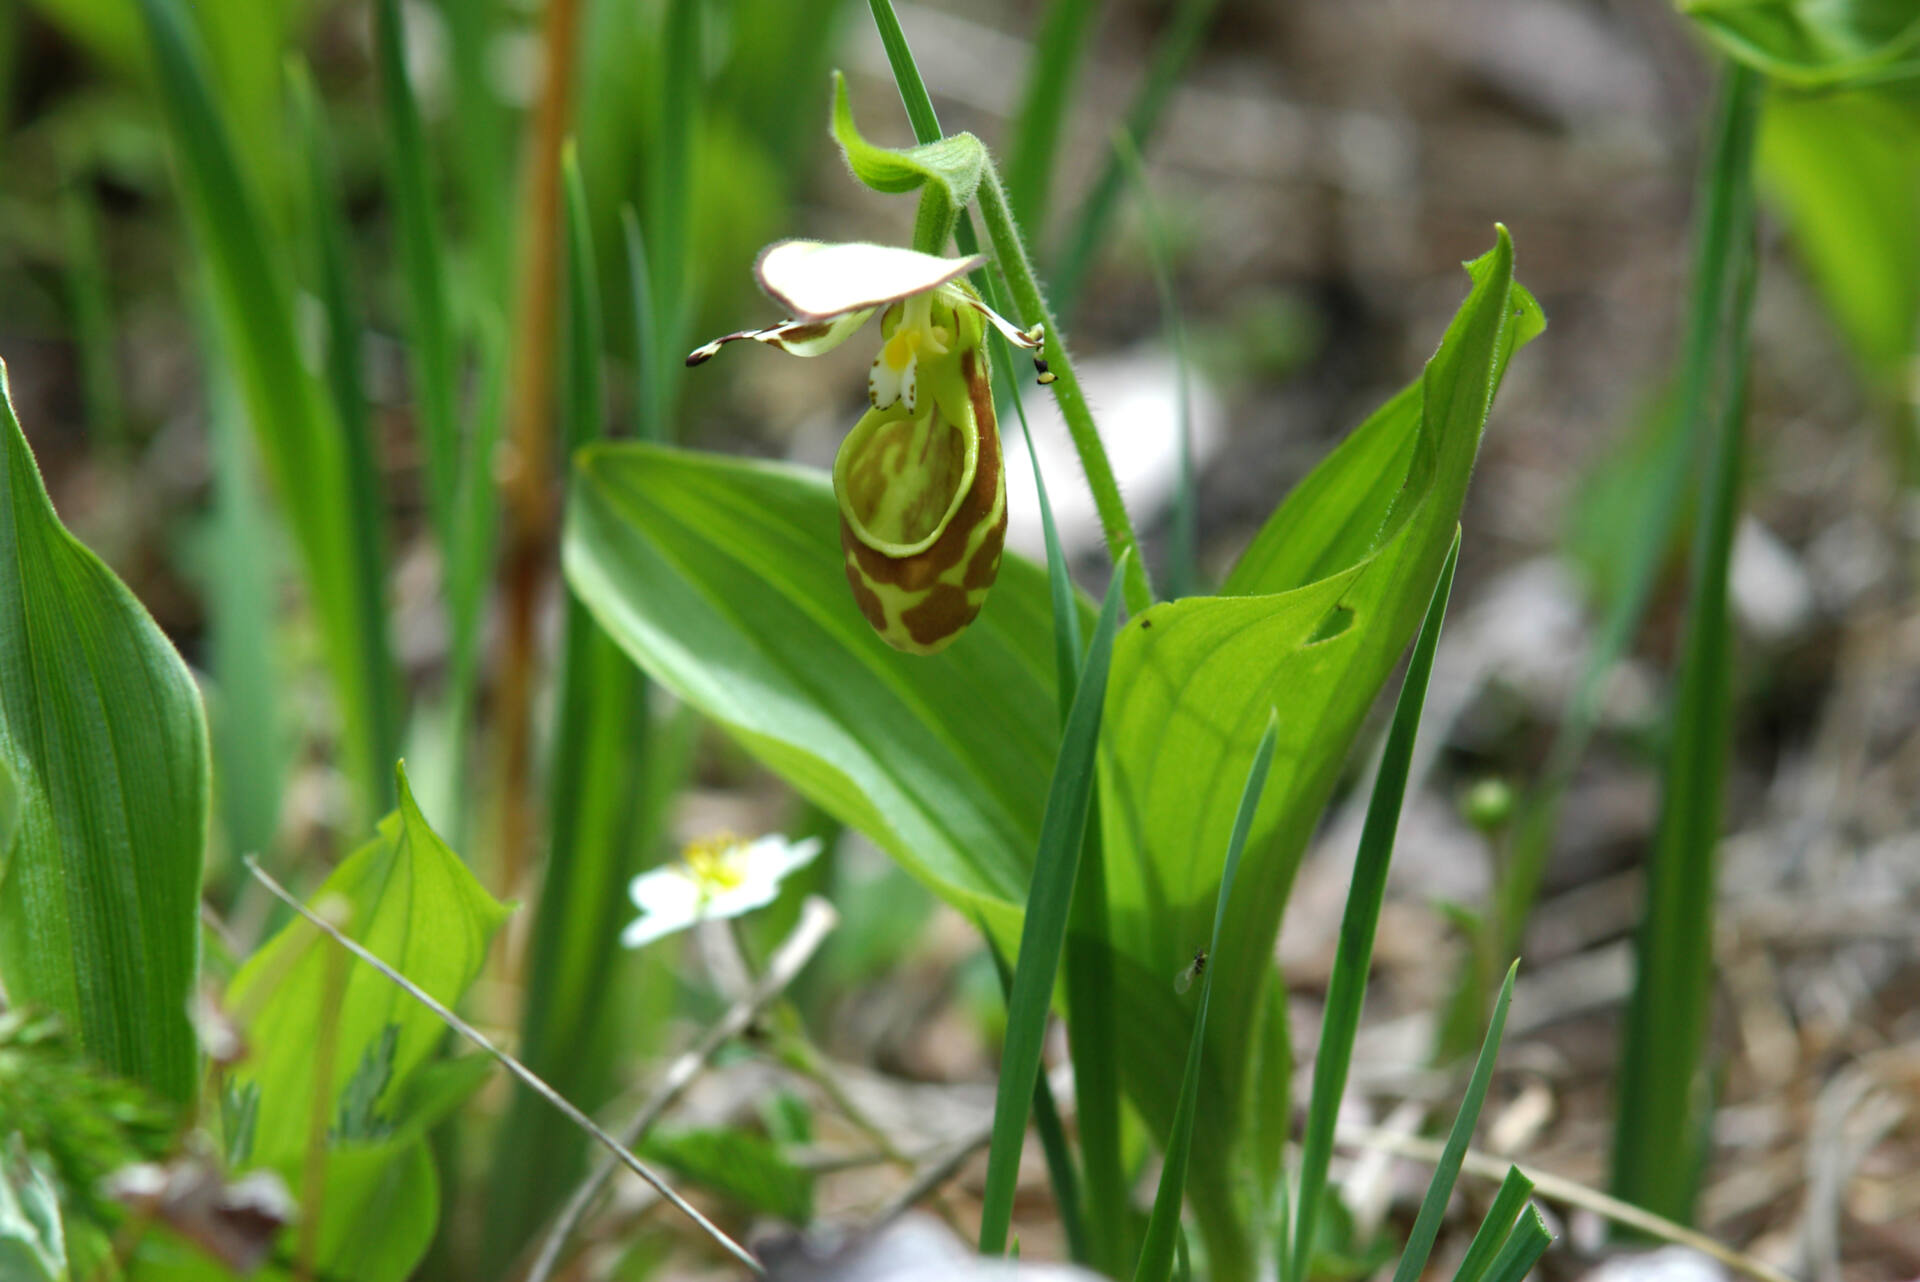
622,206 -> 667,443
136,0 -> 404,827
863,0 -> 1153,613
1288,530 -> 1462,1282
1341,1126 -> 1791,1282
992,346 -> 1081,711
982,137 -> 1122,1266
1132,711 -> 1281,1282
978,551 -> 1131,1257
60,174 -> 124,456
437,0 -> 513,297
645,0 -> 698,431
1391,960 -> 1520,1282
286,70 -> 394,811
201,319 -> 287,875
1484,56 -> 1771,994
989,301 -> 1128,1275
1051,0 -> 1225,316
986,938 -> 1090,1264
1004,0 -> 1100,236
1111,129 -> 1196,599
144,0 -> 397,817
1612,59 -> 1762,1229
374,0 -> 461,564
559,147 -> 606,458
1480,1206 -> 1552,1282
1450,1167 -> 1534,1282
488,146 -> 651,1263
438,309 -> 508,850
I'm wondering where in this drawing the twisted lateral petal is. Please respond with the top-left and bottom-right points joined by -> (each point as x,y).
756,240 -> 985,321
835,349 -> 1007,655
685,308 -> 874,366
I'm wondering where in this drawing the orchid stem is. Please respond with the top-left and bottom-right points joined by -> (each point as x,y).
976,163 -> 1152,613
864,0 -> 1152,611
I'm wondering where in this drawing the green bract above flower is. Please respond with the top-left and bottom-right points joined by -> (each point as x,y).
621,833 -> 823,950
685,240 -> 1053,408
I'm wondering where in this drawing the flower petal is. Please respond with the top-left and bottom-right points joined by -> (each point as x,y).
697,878 -> 784,923
954,295 -> 1055,384
756,240 -> 985,322
685,309 -> 875,367
869,337 -> 918,411
621,908 -> 695,950
628,865 -> 703,916
741,835 -> 824,884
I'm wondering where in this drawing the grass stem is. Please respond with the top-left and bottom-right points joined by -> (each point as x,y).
1610,60 -> 1761,1227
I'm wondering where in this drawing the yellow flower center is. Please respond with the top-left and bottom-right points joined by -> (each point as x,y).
882,293 -> 952,373
883,326 -> 922,372
681,834 -> 747,894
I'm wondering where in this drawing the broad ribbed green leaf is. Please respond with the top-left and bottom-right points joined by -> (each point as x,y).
0,757 -> 20,875
216,767 -> 505,1282
1761,86 -> 1920,387
1097,231 -> 1541,1277
0,368 -> 208,1104
1682,0 -> 1920,86
225,765 -> 508,1172
1134,716 -> 1278,1282
564,444 -> 1074,951
0,1143 -> 65,1282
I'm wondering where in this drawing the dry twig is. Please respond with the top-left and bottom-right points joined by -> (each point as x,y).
242,857 -> 768,1276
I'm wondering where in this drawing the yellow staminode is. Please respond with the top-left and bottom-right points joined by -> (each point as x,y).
884,330 -> 918,369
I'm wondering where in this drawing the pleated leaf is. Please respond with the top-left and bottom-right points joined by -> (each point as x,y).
563,443 -> 1076,953
0,368 -> 208,1105
224,766 -> 507,1168
1095,231 -> 1541,1275
1682,0 -> 1920,86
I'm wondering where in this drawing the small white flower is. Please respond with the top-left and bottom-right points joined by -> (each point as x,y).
621,833 -> 824,950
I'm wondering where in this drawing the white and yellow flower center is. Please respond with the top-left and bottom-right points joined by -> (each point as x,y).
869,293 -> 951,413
680,835 -> 748,898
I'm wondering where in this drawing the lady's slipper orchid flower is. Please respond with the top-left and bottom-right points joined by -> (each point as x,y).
621,832 -> 823,950
687,240 -> 1052,655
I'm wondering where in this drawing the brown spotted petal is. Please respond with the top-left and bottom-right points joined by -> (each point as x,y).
685,308 -> 874,366
834,349 -> 1006,656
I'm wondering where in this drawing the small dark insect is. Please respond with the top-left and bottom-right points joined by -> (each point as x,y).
1174,948 -> 1208,995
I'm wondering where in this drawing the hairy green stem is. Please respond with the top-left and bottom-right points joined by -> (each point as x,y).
977,167 -> 1152,612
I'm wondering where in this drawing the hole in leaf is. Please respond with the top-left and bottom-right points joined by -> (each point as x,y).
1306,605 -> 1354,645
